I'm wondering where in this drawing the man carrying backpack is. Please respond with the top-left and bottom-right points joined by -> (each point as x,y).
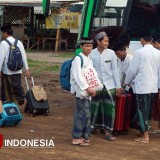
0,25 -> 30,106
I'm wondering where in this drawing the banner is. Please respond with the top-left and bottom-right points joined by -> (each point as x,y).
46,8 -> 78,29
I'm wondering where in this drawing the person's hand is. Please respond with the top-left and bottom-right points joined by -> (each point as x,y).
25,69 -> 31,77
116,88 -> 123,96
123,83 -> 131,88
0,72 -> 2,77
86,87 -> 96,97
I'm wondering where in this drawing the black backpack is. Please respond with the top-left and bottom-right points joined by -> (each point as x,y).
5,39 -> 23,71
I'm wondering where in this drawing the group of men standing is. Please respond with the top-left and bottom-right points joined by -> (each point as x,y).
70,31 -> 160,146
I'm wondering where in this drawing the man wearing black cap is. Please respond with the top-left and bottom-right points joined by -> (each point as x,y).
112,41 -> 134,90
113,41 -> 138,129
90,31 -> 121,141
125,31 -> 160,143
119,32 -> 134,55
0,25 -> 30,107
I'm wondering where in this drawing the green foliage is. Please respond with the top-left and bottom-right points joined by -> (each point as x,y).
27,59 -> 59,76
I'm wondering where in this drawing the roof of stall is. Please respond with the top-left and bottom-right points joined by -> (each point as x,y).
0,0 -> 83,7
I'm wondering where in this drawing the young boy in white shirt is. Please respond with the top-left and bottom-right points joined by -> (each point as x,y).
70,37 -> 97,146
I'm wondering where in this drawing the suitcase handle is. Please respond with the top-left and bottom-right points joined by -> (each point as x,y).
25,76 -> 35,91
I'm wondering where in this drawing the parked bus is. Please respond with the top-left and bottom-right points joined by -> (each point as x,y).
76,0 -> 160,53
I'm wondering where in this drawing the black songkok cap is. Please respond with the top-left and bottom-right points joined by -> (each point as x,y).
112,41 -> 125,52
1,25 -> 12,32
140,30 -> 152,38
80,37 -> 94,44
152,33 -> 160,42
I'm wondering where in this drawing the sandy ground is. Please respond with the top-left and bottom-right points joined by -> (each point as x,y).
0,52 -> 160,160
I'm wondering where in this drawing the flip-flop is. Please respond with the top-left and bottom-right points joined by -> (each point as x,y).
105,134 -> 116,141
135,137 -> 149,144
72,141 -> 90,146
156,130 -> 160,134
83,139 -> 90,143
149,130 -> 160,134
149,130 -> 157,134
80,138 -> 90,143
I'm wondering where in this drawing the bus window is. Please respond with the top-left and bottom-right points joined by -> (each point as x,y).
93,0 -> 128,28
128,0 -> 160,40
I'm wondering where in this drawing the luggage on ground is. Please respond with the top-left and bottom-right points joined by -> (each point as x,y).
0,102 -> 23,127
114,94 -> 132,134
24,76 -> 49,116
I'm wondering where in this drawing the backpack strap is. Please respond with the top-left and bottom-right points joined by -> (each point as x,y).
76,55 -> 83,68
5,39 -> 12,47
14,39 -> 18,47
5,39 -> 18,47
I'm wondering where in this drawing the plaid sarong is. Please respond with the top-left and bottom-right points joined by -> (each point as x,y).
91,88 -> 116,132
136,93 -> 155,132
1,74 -> 25,105
72,97 -> 91,139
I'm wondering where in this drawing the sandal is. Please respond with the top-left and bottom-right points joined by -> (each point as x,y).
135,137 -> 149,144
105,134 -> 116,141
83,139 -> 90,143
149,130 -> 160,134
72,141 -> 90,146
80,138 -> 90,143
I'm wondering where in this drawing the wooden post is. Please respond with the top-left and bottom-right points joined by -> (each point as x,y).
0,100 -> 2,113
55,28 -> 60,52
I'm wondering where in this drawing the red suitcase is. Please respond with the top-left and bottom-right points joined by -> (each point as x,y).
152,93 -> 160,121
114,94 -> 132,134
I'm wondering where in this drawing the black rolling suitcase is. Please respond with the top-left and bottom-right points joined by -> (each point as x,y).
24,76 -> 49,116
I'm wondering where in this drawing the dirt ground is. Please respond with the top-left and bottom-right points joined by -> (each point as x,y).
0,52 -> 160,160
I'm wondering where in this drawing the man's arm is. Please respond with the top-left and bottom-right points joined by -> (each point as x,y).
72,57 -> 89,91
125,52 -> 140,85
111,53 -> 122,94
0,42 -> 7,76
72,56 -> 96,96
18,41 -> 30,77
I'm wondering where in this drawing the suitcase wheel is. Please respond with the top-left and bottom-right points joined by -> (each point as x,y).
33,110 -> 37,114
44,110 -> 49,116
31,113 -> 35,117
30,109 -> 37,117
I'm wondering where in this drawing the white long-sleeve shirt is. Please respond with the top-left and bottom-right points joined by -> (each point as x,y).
118,54 -> 135,92
118,54 -> 133,82
90,48 -> 121,90
125,44 -> 160,94
70,53 -> 91,99
0,36 -> 29,75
